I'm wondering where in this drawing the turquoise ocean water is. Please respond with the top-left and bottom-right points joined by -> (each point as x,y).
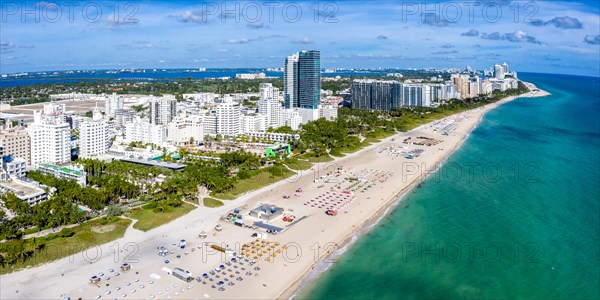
298,73 -> 600,299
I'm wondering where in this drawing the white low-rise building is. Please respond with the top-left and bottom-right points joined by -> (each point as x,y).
244,132 -> 299,143
236,73 -> 266,79
107,144 -> 164,160
38,163 -> 87,186
183,93 -> 217,104
0,178 -> 49,206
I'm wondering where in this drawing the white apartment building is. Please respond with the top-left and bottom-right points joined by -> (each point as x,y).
426,83 -> 460,103
284,109 -> 302,130
494,64 -> 505,80
402,83 -> 431,107
203,114 -> 217,136
215,97 -> 241,137
167,115 -> 205,144
0,157 -> 27,180
43,102 -> 67,123
114,109 -> 137,128
296,107 -> 319,124
488,78 -> 519,92
241,113 -> 268,134
0,123 -> 31,165
27,105 -> 71,167
149,96 -> 177,125
69,115 -> 89,131
319,105 -> 338,121
79,107 -> 108,159
125,118 -> 167,146
259,83 -> 280,100
105,92 -> 124,117
258,98 -> 284,128
469,76 -> 482,97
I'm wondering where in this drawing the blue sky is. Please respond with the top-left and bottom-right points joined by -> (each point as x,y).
1,0 -> 599,76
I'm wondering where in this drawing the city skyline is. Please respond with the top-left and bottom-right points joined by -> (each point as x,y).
0,1 -> 599,76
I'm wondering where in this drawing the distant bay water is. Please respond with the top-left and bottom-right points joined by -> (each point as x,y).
0,68 -> 393,88
297,73 -> 600,299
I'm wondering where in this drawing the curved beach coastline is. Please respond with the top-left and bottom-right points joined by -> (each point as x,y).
282,82 -> 550,299
0,83 -> 549,300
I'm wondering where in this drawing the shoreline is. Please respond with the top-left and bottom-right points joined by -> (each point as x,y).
0,83 -> 550,300
281,83 -> 550,299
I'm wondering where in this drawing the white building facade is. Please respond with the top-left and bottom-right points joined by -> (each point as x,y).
79,108 -> 108,159
125,118 -> 167,146
27,105 -> 71,167
149,96 -> 177,125
167,116 -> 205,144
215,97 -> 241,137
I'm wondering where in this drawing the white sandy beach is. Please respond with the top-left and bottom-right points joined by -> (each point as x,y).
0,84 -> 549,300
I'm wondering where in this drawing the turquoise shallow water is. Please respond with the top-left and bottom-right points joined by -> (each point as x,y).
298,73 -> 600,299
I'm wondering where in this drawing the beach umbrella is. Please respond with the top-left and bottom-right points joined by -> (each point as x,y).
203,273 -> 208,278
218,281 -> 224,285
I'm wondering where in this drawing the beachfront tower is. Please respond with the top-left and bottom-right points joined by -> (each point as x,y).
494,64 -> 505,80
284,50 -> 321,109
